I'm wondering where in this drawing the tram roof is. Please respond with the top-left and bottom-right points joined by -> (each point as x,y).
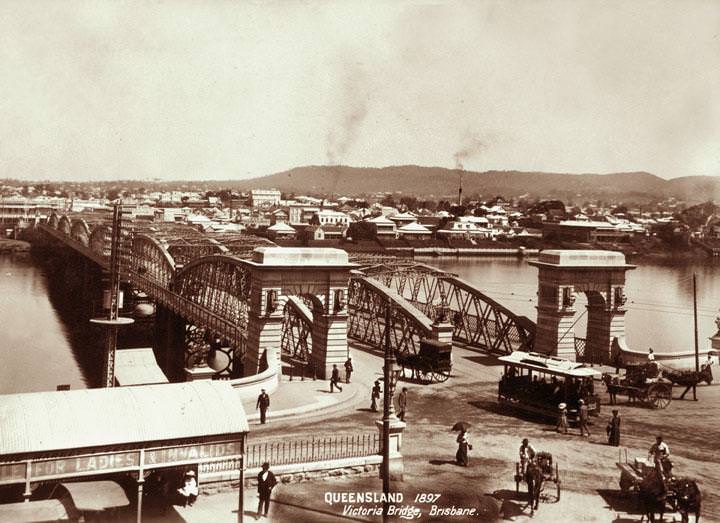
0,381 -> 248,457
498,351 -> 601,378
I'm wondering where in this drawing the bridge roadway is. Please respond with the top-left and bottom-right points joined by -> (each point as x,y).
37,213 -> 536,377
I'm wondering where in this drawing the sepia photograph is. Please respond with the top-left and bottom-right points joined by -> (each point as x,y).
0,1 -> 719,521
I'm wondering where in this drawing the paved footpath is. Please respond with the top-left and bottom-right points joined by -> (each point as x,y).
242,345 -> 387,430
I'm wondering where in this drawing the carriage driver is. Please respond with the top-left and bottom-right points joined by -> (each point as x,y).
519,438 -> 536,474
649,435 -> 672,479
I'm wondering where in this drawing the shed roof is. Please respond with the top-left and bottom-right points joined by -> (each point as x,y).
0,381 -> 248,456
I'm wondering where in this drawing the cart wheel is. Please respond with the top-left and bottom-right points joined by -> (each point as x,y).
417,369 -> 433,384
648,384 -> 672,409
431,367 -> 451,382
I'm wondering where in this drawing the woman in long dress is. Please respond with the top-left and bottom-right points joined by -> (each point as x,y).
456,430 -> 472,466
606,410 -> 621,446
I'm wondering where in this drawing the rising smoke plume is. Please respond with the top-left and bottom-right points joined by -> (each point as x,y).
453,136 -> 485,170
326,60 -> 370,166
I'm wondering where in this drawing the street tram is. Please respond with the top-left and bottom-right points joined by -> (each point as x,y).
498,351 -> 602,422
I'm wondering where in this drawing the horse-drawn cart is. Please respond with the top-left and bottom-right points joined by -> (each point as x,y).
602,362 -> 673,409
514,451 -> 560,515
397,339 -> 452,383
616,453 -> 701,523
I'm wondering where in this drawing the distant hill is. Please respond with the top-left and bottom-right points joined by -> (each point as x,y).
235,166 -> 719,203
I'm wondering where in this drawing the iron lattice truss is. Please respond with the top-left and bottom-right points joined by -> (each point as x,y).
347,276 -> 432,358
280,297 -> 313,361
42,212 -> 535,369
41,212 -> 272,361
359,263 -> 536,354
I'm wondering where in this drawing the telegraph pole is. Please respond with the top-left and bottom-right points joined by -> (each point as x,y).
693,273 -> 699,401
91,202 -> 133,387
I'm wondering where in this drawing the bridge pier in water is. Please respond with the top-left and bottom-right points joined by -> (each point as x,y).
529,250 -> 635,362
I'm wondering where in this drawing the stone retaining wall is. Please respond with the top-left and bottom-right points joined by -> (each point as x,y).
199,455 -> 383,495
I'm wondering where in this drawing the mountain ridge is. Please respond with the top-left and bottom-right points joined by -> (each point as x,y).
233,165 -> 719,203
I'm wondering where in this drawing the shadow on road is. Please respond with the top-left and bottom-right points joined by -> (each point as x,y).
463,355 -> 504,367
429,459 -> 457,466
597,488 -> 640,515
489,489 -> 527,520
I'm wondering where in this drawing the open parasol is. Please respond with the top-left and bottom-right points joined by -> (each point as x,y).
451,421 -> 471,431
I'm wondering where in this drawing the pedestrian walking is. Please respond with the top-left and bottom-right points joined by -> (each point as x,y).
371,380 -> 381,411
397,387 -> 408,421
556,403 -> 568,434
256,462 -> 277,519
578,399 -> 591,437
256,389 -> 270,424
455,430 -> 472,466
606,409 -> 621,446
330,364 -> 343,392
344,357 -> 353,383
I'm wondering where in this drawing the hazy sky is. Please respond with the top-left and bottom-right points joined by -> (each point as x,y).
1,1 -> 719,182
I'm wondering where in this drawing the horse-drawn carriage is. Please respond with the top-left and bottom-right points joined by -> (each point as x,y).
514,451 -> 560,515
397,339 -> 452,383
616,453 -> 701,523
602,362 -> 673,409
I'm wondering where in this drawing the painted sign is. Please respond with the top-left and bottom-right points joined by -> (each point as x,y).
145,441 -> 243,467
0,439 -> 243,485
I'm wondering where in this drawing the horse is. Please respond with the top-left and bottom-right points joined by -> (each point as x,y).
638,467 -> 667,523
524,459 -> 543,516
671,477 -> 702,523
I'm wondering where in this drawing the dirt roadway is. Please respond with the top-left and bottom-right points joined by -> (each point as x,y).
255,345 -> 720,522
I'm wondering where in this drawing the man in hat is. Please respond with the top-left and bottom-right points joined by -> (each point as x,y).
556,403 -> 568,434
649,435 -> 672,478
397,387 -> 408,422
519,438 -> 535,474
371,380 -> 381,412
256,389 -> 270,424
606,409 -> 621,446
257,462 -> 277,518
344,357 -> 354,383
578,399 -> 591,437
177,470 -> 198,507
330,364 -> 343,392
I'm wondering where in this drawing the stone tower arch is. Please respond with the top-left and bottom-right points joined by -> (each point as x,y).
529,250 -> 635,362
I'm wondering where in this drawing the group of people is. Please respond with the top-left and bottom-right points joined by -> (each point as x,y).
555,400 -> 620,445
329,357 -> 356,392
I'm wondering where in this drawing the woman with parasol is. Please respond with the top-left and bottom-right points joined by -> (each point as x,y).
452,422 -> 472,466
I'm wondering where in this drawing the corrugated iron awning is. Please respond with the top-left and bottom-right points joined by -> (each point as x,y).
60,480 -> 130,512
114,348 -> 169,386
0,499 -> 78,522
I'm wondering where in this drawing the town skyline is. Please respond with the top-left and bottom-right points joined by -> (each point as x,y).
1,1 -> 719,182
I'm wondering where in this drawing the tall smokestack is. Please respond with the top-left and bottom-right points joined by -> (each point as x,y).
458,171 -> 463,206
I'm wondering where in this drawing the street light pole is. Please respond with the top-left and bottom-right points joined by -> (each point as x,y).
381,300 -> 397,523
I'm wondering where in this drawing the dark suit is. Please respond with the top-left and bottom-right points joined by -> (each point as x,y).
256,393 -> 270,424
330,367 -> 342,392
257,469 -> 277,516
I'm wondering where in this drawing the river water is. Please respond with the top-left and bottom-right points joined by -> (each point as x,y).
1,253 -> 718,394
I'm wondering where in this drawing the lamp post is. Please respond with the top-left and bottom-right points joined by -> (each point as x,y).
381,302 -> 402,523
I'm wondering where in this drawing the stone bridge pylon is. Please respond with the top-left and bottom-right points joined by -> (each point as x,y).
244,248 -> 354,379
529,250 -> 635,362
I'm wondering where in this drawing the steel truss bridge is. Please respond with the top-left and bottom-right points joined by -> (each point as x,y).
38,212 -> 535,378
